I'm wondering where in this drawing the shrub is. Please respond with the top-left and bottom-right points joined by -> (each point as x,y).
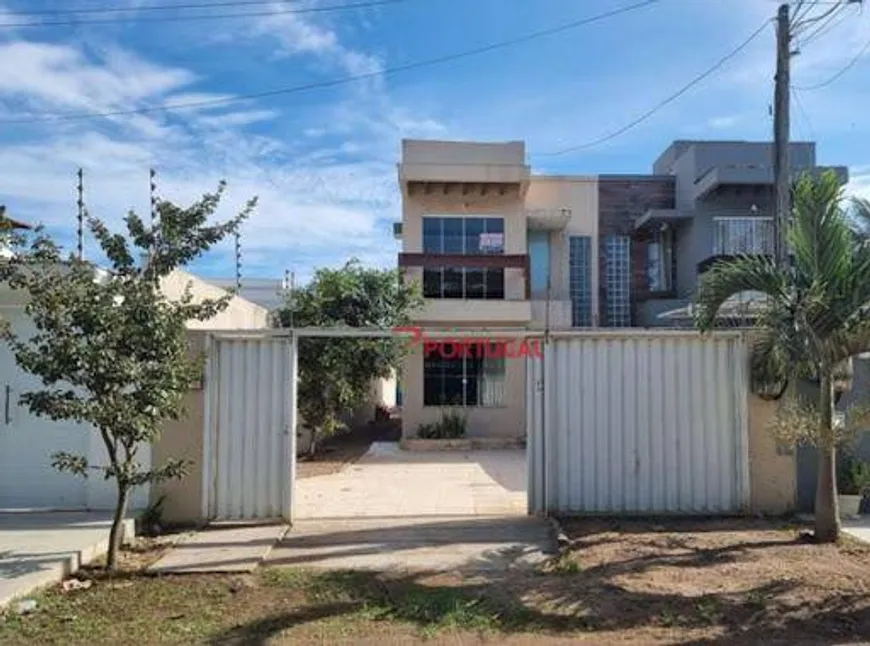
838,452 -> 870,496
417,410 -> 467,439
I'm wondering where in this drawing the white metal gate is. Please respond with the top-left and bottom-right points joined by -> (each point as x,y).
202,335 -> 297,520
527,332 -> 750,515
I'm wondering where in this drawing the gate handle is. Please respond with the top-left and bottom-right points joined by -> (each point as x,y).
4,385 -> 10,425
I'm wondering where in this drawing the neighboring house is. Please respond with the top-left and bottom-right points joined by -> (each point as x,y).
205,276 -> 288,312
0,264 -> 270,511
636,140 -> 847,326
394,138 -> 848,439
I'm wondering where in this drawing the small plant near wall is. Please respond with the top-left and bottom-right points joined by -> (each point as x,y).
417,410 -> 467,439
838,453 -> 870,497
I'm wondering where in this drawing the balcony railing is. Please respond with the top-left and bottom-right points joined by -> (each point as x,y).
712,217 -> 774,256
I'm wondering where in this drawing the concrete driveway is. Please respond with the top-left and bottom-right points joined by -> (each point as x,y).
280,444 -> 552,571
149,446 -> 551,574
294,442 -> 527,519
0,512 -> 133,608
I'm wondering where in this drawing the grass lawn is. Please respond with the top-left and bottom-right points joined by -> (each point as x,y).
1,518 -> 869,644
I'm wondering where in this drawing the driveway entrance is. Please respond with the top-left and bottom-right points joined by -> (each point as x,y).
295,443 -> 527,519
277,444 -> 548,571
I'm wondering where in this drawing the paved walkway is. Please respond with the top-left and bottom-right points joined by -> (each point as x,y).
295,442 -> 527,519
149,523 -> 288,574
153,445 -> 549,573
843,516 -> 870,544
269,515 -> 554,572
0,512 -> 134,608
282,443 -> 550,570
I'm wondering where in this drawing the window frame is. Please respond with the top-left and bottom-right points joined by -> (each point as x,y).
647,227 -> 674,293
423,347 -> 507,408
421,216 -> 506,300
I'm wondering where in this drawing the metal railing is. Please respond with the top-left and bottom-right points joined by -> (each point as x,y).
712,217 -> 774,255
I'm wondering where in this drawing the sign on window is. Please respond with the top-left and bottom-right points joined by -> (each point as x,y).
479,233 -> 504,252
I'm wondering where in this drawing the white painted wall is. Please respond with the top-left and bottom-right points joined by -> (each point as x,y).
525,176 -> 599,324
0,268 -> 271,510
160,269 -> 271,330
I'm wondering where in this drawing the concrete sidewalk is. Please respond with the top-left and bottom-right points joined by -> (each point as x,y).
0,512 -> 134,608
843,517 -> 870,544
149,523 -> 288,574
268,515 -> 555,572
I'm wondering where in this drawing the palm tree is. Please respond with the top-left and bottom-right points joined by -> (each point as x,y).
695,171 -> 870,542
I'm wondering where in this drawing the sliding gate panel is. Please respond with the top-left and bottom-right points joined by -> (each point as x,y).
527,333 -> 749,515
203,336 -> 296,520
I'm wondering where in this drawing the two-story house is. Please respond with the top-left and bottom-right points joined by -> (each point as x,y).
635,140 -> 848,325
394,138 -> 847,439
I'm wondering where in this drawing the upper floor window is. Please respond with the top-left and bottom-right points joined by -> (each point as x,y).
713,217 -> 774,255
528,231 -> 550,297
422,216 -> 504,254
647,227 -> 674,293
422,217 -> 505,299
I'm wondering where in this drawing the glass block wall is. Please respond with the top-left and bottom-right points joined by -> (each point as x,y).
569,235 -> 593,327
604,234 -> 631,327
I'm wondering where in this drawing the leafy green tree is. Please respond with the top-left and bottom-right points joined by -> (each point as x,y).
0,184 -> 255,569
695,172 -> 870,542
275,260 -> 421,456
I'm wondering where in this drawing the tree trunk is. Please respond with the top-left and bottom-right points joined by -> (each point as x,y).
107,484 -> 131,571
308,429 -> 318,458
814,369 -> 840,543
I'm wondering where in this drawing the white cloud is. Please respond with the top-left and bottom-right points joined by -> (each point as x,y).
707,115 -> 740,130
197,109 -> 279,128
0,34 -> 402,279
0,41 -> 195,113
0,0 -> 447,281
847,168 -> 870,201
250,2 -> 383,81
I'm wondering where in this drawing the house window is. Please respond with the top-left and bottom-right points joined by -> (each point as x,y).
422,216 -> 505,299
423,347 -> 506,407
528,231 -> 550,297
604,235 -> 631,327
647,227 -> 674,292
712,217 -> 774,255
569,236 -> 592,327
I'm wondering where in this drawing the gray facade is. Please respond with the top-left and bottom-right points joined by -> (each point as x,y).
636,140 -> 847,327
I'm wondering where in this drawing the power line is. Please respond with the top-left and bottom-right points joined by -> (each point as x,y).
1,0 -> 663,125
8,0 -> 351,16
793,32 -> 870,89
0,0 -> 408,29
791,85 -> 816,140
534,19 -> 771,157
797,5 -> 851,47
795,1 -> 851,45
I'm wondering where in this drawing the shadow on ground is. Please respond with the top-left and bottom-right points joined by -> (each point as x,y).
210,517 -> 870,645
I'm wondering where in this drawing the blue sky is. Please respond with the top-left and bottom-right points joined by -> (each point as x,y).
0,0 -> 868,284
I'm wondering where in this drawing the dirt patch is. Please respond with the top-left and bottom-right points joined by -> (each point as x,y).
3,518 -> 870,645
547,516 -> 870,643
82,533 -> 189,573
297,419 -> 400,479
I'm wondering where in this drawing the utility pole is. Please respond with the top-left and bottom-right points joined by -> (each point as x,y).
76,168 -> 84,260
148,168 -> 158,268
234,229 -> 242,291
773,2 -> 790,268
